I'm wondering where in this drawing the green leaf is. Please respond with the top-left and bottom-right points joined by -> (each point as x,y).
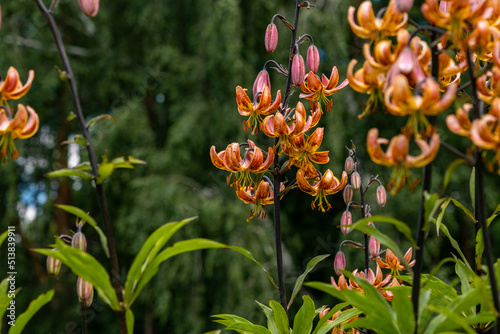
322,308 -> 363,332
0,230 -> 9,251
54,205 -> 110,258
226,323 -> 272,334
311,302 -> 349,334
269,299 -> 289,334
256,301 -> 279,334
97,162 -> 115,184
423,192 -> 445,234
128,238 -> 276,307
124,217 -> 196,306
34,239 -> 120,311
8,290 -> 54,334
431,218 -> 470,269
0,278 -> 13,332
390,286 -> 414,332
351,215 -> 416,247
45,168 -> 93,179
87,114 -> 117,129
287,254 -> 329,309
212,314 -> 253,327
126,308 -> 134,334
435,198 -> 451,237
450,198 -> 475,223
292,295 -> 316,334
441,159 -> 467,193
65,111 -> 77,122
486,202 -> 500,226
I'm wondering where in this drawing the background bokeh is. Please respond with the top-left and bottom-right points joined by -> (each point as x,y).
1,0 -> 499,333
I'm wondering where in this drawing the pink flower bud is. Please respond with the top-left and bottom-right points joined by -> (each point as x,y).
368,236 -> 380,258
344,156 -> 355,174
334,251 -> 346,276
343,184 -> 354,205
395,0 -> 414,13
265,23 -> 278,53
253,70 -> 271,98
78,0 -> 99,17
77,277 -> 94,303
46,250 -> 62,277
72,231 -> 87,252
291,54 -> 305,86
376,185 -> 387,207
340,211 -> 352,234
307,45 -> 320,73
351,171 -> 361,190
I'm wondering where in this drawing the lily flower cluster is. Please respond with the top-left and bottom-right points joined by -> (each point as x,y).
0,66 -> 39,165
210,17 -> 349,221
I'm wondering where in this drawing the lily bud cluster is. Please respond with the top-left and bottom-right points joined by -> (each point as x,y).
210,7 -> 349,220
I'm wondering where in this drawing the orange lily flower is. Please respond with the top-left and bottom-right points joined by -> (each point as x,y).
296,168 -> 348,212
283,127 -> 330,177
331,264 -> 397,301
446,103 -> 474,138
0,67 -> 35,103
234,180 -> 283,222
236,85 -> 281,134
384,75 -> 457,135
376,247 -> 415,276
468,19 -> 500,61
299,67 -> 349,112
210,140 -> 274,187
367,128 -> 440,192
470,113 -> 500,171
261,101 -> 321,143
437,52 -> 463,88
347,59 -> 385,117
348,0 -> 408,41
477,67 -> 500,105
0,104 -> 39,164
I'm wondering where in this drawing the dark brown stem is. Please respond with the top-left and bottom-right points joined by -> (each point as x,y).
33,1 -> 127,333
81,302 -> 88,334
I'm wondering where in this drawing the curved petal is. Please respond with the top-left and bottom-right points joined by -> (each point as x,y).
210,145 -> 227,170
17,105 -> 39,139
296,169 -> 318,195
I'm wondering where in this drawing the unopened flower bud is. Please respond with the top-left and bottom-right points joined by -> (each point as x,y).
344,156 -> 355,175
291,54 -> 305,86
72,231 -> 87,252
46,250 -> 62,277
77,277 -> 94,303
368,236 -> 380,258
395,0 -> 414,13
343,184 -> 354,205
84,287 -> 94,308
340,211 -> 352,234
78,0 -> 99,17
265,23 -> 278,53
351,171 -> 361,190
253,70 -> 271,98
376,185 -> 387,207
307,45 -> 320,73
334,251 -> 346,276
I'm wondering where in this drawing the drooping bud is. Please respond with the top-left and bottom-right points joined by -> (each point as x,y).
307,45 -> 320,73
77,277 -> 94,304
84,287 -> 94,308
291,54 -> 305,86
344,156 -> 355,175
351,171 -> 361,190
78,0 -> 99,17
72,231 -> 87,252
265,23 -> 278,53
46,250 -> 62,277
376,185 -> 387,207
395,0 -> 414,13
368,236 -> 380,258
340,211 -> 352,234
334,251 -> 346,276
253,70 -> 271,98
343,184 -> 354,205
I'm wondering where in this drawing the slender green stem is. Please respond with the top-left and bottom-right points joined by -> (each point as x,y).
33,1 -> 127,333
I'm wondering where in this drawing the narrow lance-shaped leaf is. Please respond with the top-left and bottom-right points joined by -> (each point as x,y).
269,299 -> 289,334
287,254 -> 329,310
126,308 -> 134,334
292,295 -> 316,334
8,290 -> 54,334
34,239 -> 120,310
45,168 -> 93,179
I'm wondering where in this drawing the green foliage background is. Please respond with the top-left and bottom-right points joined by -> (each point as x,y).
0,0 -> 499,333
